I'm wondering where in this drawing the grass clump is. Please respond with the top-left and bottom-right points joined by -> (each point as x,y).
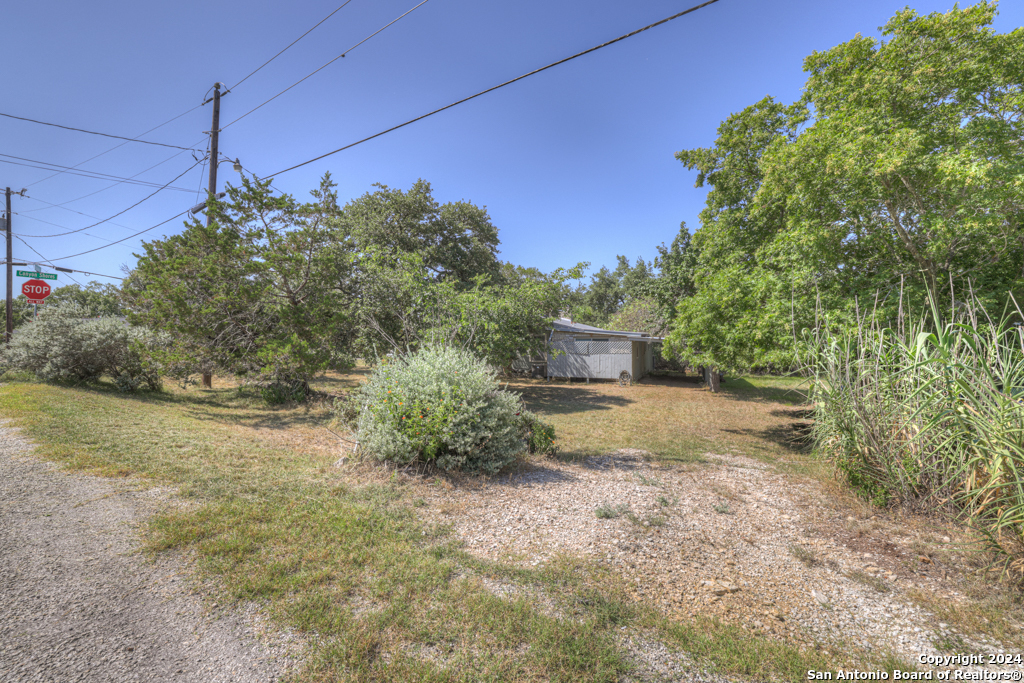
634,472 -> 663,486
595,503 -> 630,519
788,545 -> 820,568
712,502 -> 733,515
846,570 -> 889,593
356,346 -> 532,474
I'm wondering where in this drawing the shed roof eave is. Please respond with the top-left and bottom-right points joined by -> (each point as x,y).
551,318 -> 662,340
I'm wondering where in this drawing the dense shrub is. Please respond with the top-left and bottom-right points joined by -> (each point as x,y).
356,346 -> 536,473
519,410 -> 557,455
2,305 -> 163,391
260,379 -> 309,405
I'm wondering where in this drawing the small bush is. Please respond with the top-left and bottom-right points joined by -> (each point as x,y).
519,409 -> 557,455
260,379 -> 308,405
2,305 -> 163,392
356,346 -> 532,474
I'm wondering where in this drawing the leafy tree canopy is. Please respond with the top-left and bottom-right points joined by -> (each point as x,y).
666,1 -> 1024,372
125,174 -> 353,385
338,179 -> 500,284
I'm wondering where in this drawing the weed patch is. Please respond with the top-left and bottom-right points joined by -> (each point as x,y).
595,503 -> 630,520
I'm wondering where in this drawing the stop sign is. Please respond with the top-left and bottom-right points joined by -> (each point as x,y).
22,279 -> 52,304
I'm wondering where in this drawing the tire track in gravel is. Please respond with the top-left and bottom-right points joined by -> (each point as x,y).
0,424 -> 295,683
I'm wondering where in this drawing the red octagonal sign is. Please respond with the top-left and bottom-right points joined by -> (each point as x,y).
22,278 -> 52,304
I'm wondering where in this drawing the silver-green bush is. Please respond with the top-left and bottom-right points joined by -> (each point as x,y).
356,346 -> 528,473
2,305 -> 163,391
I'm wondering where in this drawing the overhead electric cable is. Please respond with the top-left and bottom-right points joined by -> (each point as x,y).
25,104 -> 205,188
222,0 -> 431,130
227,157 -> 288,196
12,237 -> 85,286
69,268 -> 124,281
0,153 -> 196,192
196,138 -> 212,205
22,196 -> 152,234
44,209 -> 191,262
21,142 -> 206,212
0,111 -> 202,151
12,213 -> 115,244
230,0 -> 357,91
14,159 -> 204,239
267,0 -> 722,177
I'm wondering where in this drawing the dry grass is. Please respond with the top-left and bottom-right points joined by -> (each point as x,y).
505,374 -> 809,467
0,369 -> 841,682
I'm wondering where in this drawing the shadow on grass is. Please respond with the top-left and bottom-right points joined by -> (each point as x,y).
718,377 -> 808,405
721,422 -> 813,455
512,383 -> 634,415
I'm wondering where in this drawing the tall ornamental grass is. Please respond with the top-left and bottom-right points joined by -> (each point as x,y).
803,291 -> 1024,580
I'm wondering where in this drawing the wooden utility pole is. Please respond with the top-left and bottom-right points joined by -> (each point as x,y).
5,187 -> 12,344
201,83 -> 222,389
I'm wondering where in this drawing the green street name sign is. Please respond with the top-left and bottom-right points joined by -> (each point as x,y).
16,270 -> 57,280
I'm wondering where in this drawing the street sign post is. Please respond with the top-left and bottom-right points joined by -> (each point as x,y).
22,279 -> 51,305
16,270 -> 57,281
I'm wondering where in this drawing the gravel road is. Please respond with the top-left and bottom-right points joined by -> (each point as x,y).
0,424 -> 293,683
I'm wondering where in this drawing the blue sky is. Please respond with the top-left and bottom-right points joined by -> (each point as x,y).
3,0 -> 1020,290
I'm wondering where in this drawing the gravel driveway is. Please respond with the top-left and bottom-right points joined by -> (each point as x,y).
0,425 -> 293,683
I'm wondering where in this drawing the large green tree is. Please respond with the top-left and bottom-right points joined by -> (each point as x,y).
667,1 -> 1024,371
339,179 -> 501,284
358,250 -> 583,369
125,175 -> 353,387
764,0 -> 1024,305
666,97 -> 808,371
46,282 -> 123,317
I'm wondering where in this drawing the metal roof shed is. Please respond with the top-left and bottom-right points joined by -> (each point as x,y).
546,318 -> 660,382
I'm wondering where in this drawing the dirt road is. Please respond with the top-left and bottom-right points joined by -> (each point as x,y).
0,425 -> 291,683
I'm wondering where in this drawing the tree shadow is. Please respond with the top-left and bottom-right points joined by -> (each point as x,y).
718,377 -> 809,405
180,399 -> 331,432
311,368 -> 370,393
510,383 -> 634,415
720,421 -> 813,455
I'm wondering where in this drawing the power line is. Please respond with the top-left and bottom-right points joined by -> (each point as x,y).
15,159 -> 204,239
12,237 -> 85,286
68,268 -> 123,281
22,196 -> 149,234
230,0 -> 357,91
20,143 -> 206,212
24,104 -> 205,189
0,111 -> 203,151
222,0 -> 432,131
227,156 -> 288,196
267,0 -> 722,178
12,213 -> 115,244
0,153 -> 196,192
195,138 -> 212,205
45,209 -> 192,262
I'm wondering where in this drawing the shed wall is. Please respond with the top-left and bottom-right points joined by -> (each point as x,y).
547,332 -> 634,379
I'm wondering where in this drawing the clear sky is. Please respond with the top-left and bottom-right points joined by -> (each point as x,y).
3,0 -> 1021,290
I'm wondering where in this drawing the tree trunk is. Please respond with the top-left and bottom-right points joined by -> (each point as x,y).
704,366 -> 721,393
202,372 -> 213,389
